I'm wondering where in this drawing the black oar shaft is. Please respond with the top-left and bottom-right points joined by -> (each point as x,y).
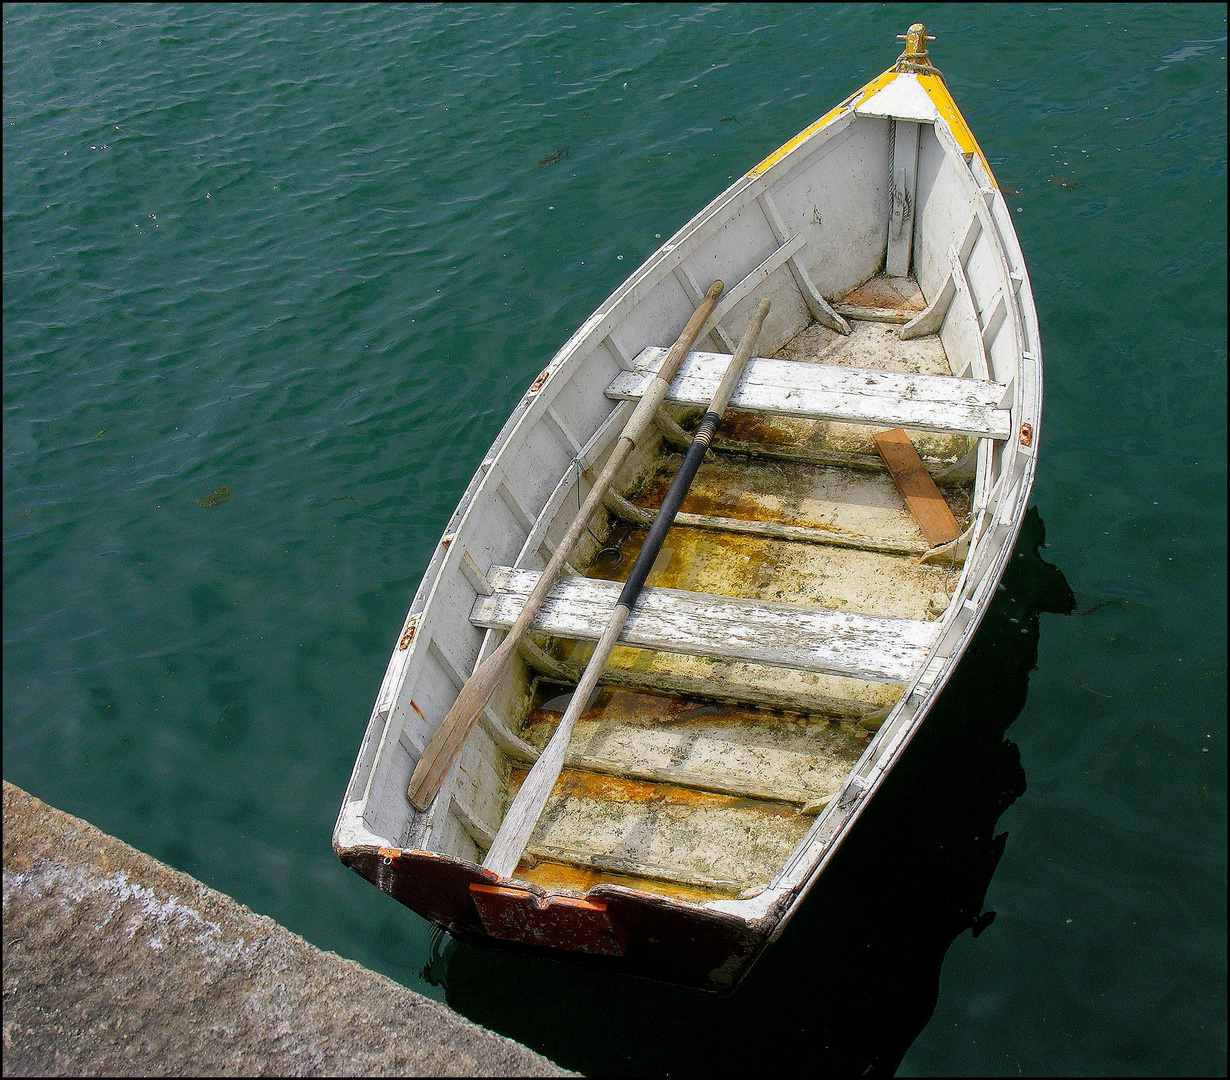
616,414 -> 716,607
618,293 -> 770,606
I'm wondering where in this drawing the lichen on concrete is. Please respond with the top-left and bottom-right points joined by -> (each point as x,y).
2,781 -> 574,1077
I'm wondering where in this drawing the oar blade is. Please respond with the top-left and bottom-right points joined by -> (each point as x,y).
482,604 -> 631,877
481,711 -> 574,875
406,641 -> 513,810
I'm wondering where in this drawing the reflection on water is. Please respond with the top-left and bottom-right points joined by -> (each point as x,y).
432,507 -> 1074,1076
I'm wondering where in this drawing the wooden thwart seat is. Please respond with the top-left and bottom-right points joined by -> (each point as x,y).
471,566 -> 941,685
607,347 -> 1011,440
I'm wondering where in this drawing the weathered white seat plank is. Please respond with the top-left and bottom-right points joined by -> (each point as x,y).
607,347 -> 1011,440
471,566 -> 940,685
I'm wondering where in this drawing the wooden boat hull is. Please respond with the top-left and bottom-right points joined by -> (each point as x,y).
335,27 -> 1042,991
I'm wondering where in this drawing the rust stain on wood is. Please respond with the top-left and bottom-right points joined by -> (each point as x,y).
872,428 -> 961,546
524,684 -> 764,733
714,409 -> 800,448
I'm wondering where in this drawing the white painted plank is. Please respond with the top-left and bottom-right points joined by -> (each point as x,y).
610,348 -> 1011,440
471,567 -> 940,685
625,347 -> 1004,412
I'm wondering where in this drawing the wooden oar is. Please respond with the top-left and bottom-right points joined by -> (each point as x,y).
481,297 -> 771,878
406,280 -> 724,811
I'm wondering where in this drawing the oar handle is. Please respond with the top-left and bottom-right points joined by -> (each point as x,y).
662,279 -> 725,381
707,296 -> 770,417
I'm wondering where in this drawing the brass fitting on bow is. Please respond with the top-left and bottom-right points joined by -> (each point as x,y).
894,23 -> 942,78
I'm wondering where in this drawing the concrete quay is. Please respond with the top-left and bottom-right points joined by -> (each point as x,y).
2,781 -> 573,1077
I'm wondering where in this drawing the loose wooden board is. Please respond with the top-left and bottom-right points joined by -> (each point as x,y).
872,428 -> 962,546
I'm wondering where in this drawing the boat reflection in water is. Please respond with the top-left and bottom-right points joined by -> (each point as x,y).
429,507 -> 1074,1077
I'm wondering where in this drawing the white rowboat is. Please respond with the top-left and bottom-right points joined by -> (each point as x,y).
334,24 -> 1041,991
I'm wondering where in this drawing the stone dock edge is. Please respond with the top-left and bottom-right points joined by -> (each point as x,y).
2,781 -> 576,1077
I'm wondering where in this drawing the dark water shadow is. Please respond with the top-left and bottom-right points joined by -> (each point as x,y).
433,507 -> 1074,1077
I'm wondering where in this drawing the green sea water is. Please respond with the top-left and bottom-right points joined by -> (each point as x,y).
3,4 -> 1225,1075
